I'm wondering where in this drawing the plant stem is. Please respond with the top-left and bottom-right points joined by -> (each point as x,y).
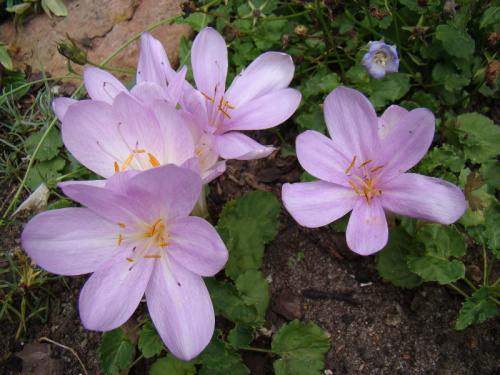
87,61 -> 136,74
242,346 -> 274,353
315,0 -> 346,77
447,283 -> 469,298
462,277 -> 478,292
120,354 -> 144,375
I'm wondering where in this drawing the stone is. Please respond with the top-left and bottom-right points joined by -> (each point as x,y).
0,0 -> 193,83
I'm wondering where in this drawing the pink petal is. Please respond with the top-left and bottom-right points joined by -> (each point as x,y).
225,52 -> 296,108
380,173 -> 466,224
84,67 -> 127,104
126,164 -> 202,221
58,180 -> 107,189
79,246 -> 154,331
130,81 -> 168,103
166,65 -> 188,106
167,216 -> 228,277
146,257 -> 215,360
374,108 -> 435,184
202,160 -> 226,184
52,97 -> 77,121
221,88 -> 301,133
192,27 -> 228,98
137,31 -> 173,88
346,198 -> 388,255
282,181 -> 358,227
324,86 -> 380,161
62,100 -> 129,178
21,208 -> 119,276
215,132 -> 275,160
296,130 -> 353,187
378,105 -> 408,140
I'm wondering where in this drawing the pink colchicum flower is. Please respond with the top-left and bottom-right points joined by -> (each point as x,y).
21,164 -> 228,360
282,87 -> 467,256
183,27 -> 302,160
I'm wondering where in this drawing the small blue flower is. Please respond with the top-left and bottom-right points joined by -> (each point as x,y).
362,41 -> 400,79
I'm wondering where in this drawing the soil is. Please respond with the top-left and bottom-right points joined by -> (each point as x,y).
1,124 -> 499,375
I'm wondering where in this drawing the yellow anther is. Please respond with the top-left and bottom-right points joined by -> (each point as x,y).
225,101 -> 235,109
133,149 -> 146,153
148,153 -> 160,167
364,191 -> 371,205
349,181 -> 361,195
158,242 -> 170,247
118,234 -> 123,246
345,156 -> 357,174
117,222 -> 126,228
358,159 -> 373,168
150,219 -> 162,236
218,96 -> 232,119
201,92 -> 215,102
126,257 -> 133,262
121,154 -> 134,171
371,165 -> 384,173
114,161 -> 119,173
144,255 -> 162,259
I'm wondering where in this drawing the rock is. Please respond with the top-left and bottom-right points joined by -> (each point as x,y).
0,0 -> 192,83
15,343 -> 65,375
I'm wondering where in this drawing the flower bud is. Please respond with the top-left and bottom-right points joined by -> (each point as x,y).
56,34 -> 87,65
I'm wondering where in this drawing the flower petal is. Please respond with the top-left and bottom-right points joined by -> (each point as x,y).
346,198 -> 388,255
21,208 -> 119,275
130,81 -> 169,103
79,246 -> 154,331
282,181 -> 358,227
126,164 -> 202,221
167,216 -> 228,277
84,67 -> 127,104
52,97 -> 77,121
215,132 -> 275,160
192,27 -> 228,97
62,100 -> 128,178
221,88 -> 301,133
374,108 -> 435,184
146,257 -> 215,360
296,130 -> 353,187
324,86 -> 380,161
378,105 -> 408,140
225,52 -> 295,108
380,173 -> 466,224
137,31 -> 173,89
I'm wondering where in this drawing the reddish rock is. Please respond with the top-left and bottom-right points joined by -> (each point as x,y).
0,0 -> 193,82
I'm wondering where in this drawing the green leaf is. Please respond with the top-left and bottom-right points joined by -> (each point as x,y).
1,70 -> 29,100
235,270 -> 269,319
479,7 -> 500,28
204,278 -> 244,319
444,74 -> 470,92
294,106 -> 326,133
42,0 -> 68,16
150,355 -> 196,375
177,12 -> 213,31
25,128 -> 64,161
375,228 -> 423,288
272,320 -> 330,375
138,320 -> 164,358
484,200 -> 500,255
0,45 -> 13,71
480,160 -> 500,194
408,224 -> 467,284
228,324 -> 255,349
26,158 -> 66,191
455,112 -> 500,164
98,327 -> 135,375
455,287 -> 499,330
418,144 -> 465,175
368,73 -> 411,109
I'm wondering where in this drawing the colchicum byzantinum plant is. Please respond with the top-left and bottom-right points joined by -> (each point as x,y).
282,86 -> 467,255
21,164 -> 228,360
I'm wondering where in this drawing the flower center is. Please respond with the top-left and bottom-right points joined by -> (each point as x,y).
345,155 -> 384,205
200,83 -> 236,131
373,51 -> 395,67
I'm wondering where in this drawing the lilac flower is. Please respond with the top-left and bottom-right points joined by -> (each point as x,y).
21,164 -> 228,360
282,87 -> 466,256
362,41 -> 400,79
182,27 -> 301,160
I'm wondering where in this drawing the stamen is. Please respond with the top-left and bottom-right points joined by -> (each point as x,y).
118,234 -> 123,246
117,222 -> 126,228
225,101 -> 235,109
150,219 -> 162,236
349,181 -> 361,195
114,161 -> 119,172
158,242 -> 170,247
126,258 -> 133,262
133,149 -> 146,153
144,255 -> 161,259
148,153 -> 160,167
364,191 -> 371,205
371,165 -> 384,173
345,156 -> 357,173
218,96 -> 232,119
121,154 -> 134,171
201,92 -> 215,102
358,159 -> 373,168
